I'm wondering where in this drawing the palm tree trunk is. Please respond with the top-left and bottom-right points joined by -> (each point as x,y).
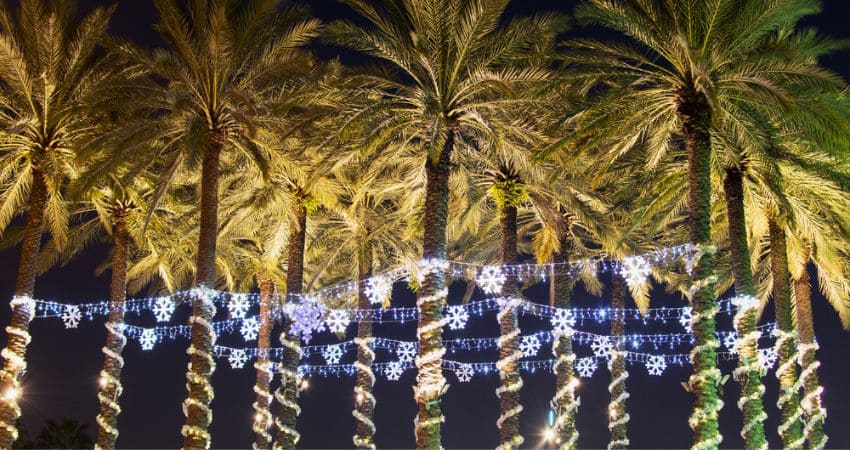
0,168 -> 48,448
551,231 -> 579,450
792,247 -> 826,448
722,168 -> 767,450
183,137 -> 223,449
275,198 -> 307,449
496,201 -> 522,449
95,213 -> 130,450
767,218 -> 804,449
607,273 -> 629,450
252,271 -> 276,449
677,86 -> 722,449
414,130 -> 454,450
353,246 -> 375,449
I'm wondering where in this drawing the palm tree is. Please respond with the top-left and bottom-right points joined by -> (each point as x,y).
304,167 -> 410,450
326,2 -> 564,445
0,1 -> 137,445
106,2 -> 322,446
562,1 -> 845,447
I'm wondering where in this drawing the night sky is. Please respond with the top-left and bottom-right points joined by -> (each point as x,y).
2,0 -> 850,448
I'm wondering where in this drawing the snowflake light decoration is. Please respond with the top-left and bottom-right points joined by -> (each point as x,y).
758,347 -> 778,371
446,305 -> 469,330
61,305 -> 82,329
456,364 -> 474,382
241,317 -> 260,341
722,332 -> 739,353
229,349 -> 248,369
139,328 -> 157,350
385,362 -> 404,381
322,345 -> 343,365
679,307 -> 693,330
575,357 -> 597,378
152,297 -> 175,322
228,294 -> 251,319
475,266 -> 507,295
519,335 -> 541,357
645,355 -> 667,376
286,300 -> 325,343
396,342 -> 416,363
550,308 -> 576,334
325,310 -> 351,334
591,336 -> 613,359
619,255 -> 652,288
364,276 -> 392,305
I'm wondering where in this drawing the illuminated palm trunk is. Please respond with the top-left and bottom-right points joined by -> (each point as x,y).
551,230 -> 579,450
677,85 -> 722,449
96,212 -> 130,449
352,247 -> 376,449
414,130 -> 454,449
792,248 -> 827,449
182,136 -> 223,449
767,218 -> 804,449
275,198 -> 308,449
722,168 -> 767,450
496,200 -> 522,449
0,167 -> 48,448
607,273 -> 629,449
252,271 -> 276,449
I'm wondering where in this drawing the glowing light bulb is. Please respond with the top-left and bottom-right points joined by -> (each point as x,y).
543,427 -> 555,442
356,392 -> 364,403
99,376 -> 107,388
300,379 -> 310,391
3,387 -> 20,401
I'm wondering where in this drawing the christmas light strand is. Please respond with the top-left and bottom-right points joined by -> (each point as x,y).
95,320 -> 127,449
252,358 -> 274,449
495,300 -> 523,450
352,336 -> 376,450
797,342 -> 827,449
0,296 -> 36,444
730,295 -> 766,450
413,287 -> 449,440
774,329 -> 805,449
180,288 -> 218,449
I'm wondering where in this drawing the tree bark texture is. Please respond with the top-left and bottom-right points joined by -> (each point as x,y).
96,215 -> 130,449
414,130 -> 454,449
0,167 -> 48,448
607,273 -> 629,450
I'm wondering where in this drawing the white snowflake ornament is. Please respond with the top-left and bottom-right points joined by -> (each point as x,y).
758,347 -> 778,371
322,345 -> 343,364
241,317 -> 260,341
645,355 -> 667,376
139,328 -> 157,350
446,305 -> 469,330
456,364 -> 474,382
61,305 -> 82,329
385,361 -> 404,381
152,297 -> 175,322
591,336 -> 614,359
723,332 -> 739,353
325,310 -> 351,334
476,266 -> 507,295
396,342 -> 416,363
550,308 -> 576,335
575,357 -> 597,378
364,276 -> 392,305
619,255 -> 652,288
229,349 -> 248,369
679,307 -> 693,330
519,335 -> 541,357
228,294 -> 251,319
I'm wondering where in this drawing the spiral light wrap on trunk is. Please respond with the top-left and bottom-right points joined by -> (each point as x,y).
252,358 -> 274,449
181,295 -> 218,449
551,327 -> 579,450
95,320 -> 127,449
774,329 -> 804,449
797,342 -> 827,449
352,337 -> 376,449
686,302 -> 723,450
731,295 -> 766,450
0,296 -> 35,443
495,299 -> 523,450
413,288 -> 449,438
607,351 -> 629,450
274,334 -> 303,449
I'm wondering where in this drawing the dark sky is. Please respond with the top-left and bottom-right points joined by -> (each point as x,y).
2,0 -> 850,449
